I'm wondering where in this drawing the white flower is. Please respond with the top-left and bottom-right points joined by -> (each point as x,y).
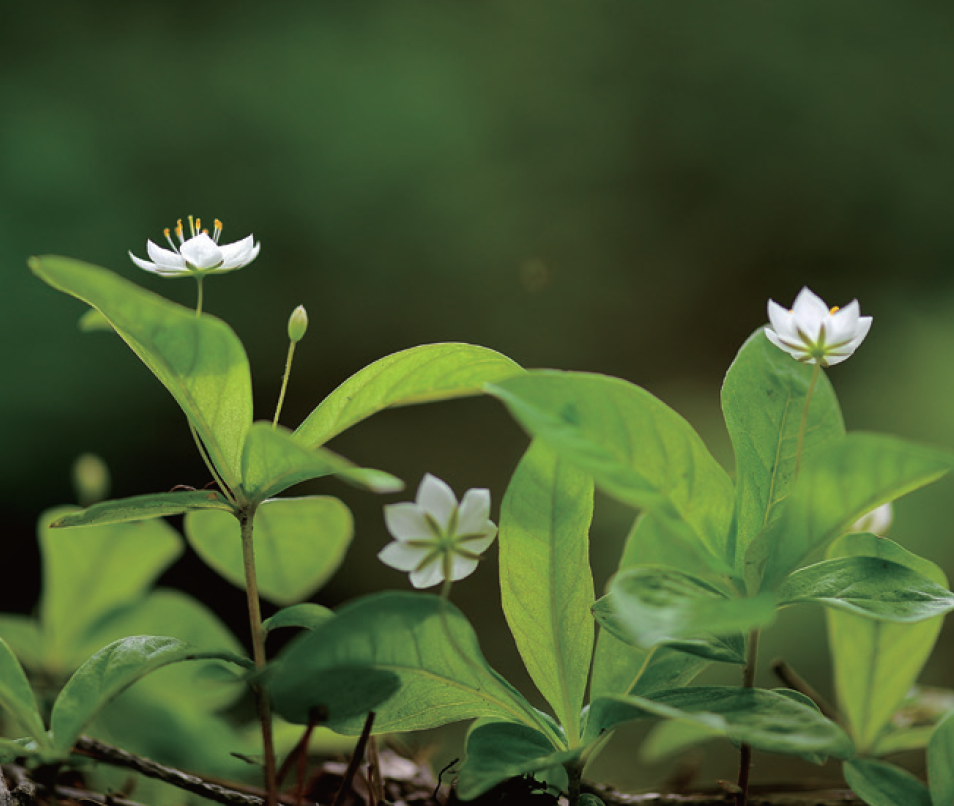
378,474 -> 497,589
129,216 -> 260,278
850,502 -> 893,536
765,287 -> 872,367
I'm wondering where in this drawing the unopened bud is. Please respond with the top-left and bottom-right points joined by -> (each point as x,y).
72,453 -> 111,507
287,305 -> 308,343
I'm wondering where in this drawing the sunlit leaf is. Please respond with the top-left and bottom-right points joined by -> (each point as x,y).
499,440 -> 594,743
0,637 -> 48,746
50,490 -> 232,528
294,343 -> 523,448
30,256 -> 253,492
185,497 -> 353,606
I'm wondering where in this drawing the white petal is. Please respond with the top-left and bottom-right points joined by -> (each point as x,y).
460,529 -> 497,557
129,251 -> 163,273
218,234 -> 259,269
409,561 -> 445,589
457,488 -> 492,534
827,301 -> 861,345
448,554 -> 480,582
790,287 -> 829,339
378,541 -> 429,572
180,233 -> 224,269
767,300 -> 798,341
384,503 -> 433,541
764,326 -> 804,359
417,474 -> 458,531
146,240 -> 186,270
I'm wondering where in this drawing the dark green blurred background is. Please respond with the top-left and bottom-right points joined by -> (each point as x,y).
5,0 -> 954,790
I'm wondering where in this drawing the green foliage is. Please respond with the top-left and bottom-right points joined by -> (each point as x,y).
499,440 -> 594,744
928,712 -> 954,806
0,637 -> 48,750
185,497 -> 353,606
844,759 -> 931,806
50,491 -> 233,528
263,603 -> 334,635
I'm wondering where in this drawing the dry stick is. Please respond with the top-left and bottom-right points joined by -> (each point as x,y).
331,712 -> 376,806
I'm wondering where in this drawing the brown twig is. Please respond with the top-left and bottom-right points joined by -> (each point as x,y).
331,712 -> 375,806
771,658 -> 840,723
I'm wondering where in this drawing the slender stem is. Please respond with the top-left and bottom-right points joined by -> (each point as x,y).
794,362 -> 822,477
239,506 -> 277,806
272,341 -> 296,428
736,628 -> 761,806
188,423 -> 236,506
195,277 -> 205,317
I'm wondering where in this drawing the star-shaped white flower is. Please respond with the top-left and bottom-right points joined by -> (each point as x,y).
129,216 -> 260,278
378,474 -> 497,589
765,287 -> 872,367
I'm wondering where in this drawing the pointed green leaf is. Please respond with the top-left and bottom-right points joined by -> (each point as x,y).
50,490 -> 233,528
928,712 -> 954,806
0,616 -> 43,673
499,440 -> 594,743
50,636 -> 251,756
639,719 -> 725,764
777,555 -> 954,623
750,433 -> 954,590
844,759 -> 931,806
30,256 -> 253,491
38,507 -> 183,671
603,568 -> 776,652
294,343 -> 523,448
241,422 -> 402,502
826,535 -> 949,754
185,496 -> 353,606
0,637 -> 48,746
457,720 -> 574,800
588,687 -> 854,761
266,592 -> 557,742
487,371 -> 734,577
263,603 -> 334,635
721,331 -> 844,570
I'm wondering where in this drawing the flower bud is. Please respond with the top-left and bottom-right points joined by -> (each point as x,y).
72,452 -> 111,507
287,305 -> 308,343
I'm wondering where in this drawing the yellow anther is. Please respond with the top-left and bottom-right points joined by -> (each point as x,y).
830,306 -> 840,314
195,217 -> 202,234
212,218 -> 223,243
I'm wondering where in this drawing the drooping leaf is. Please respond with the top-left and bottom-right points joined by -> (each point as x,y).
721,331 -> 844,572
487,371 -> 734,578
0,637 -> 48,747
825,535 -> 949,754
240,422 -> 402,502
586,687 -> 854,761
38,507 -> 183,671
0,616 -> 43,673
639,718 -> 725,764
457,720 -> 574,800
50,490 -> 233,528
294,343 -> 523,448
263,603 -> 335,634
266,592 -> 558,743
602,568 -> 776,654
30,256 -> 253,492
499,440 -> 594,743
843,759 -> 931,806
748,433 -> 954,590
777,555 -> 954,622
49,636 -> 251,757
185,496 -> 353,606
928,712 -> 954,806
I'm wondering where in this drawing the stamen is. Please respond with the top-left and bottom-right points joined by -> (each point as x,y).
174,219 -> 184,245
213,218 -> 223,243
163,227 -> 177,252
830,306 -> 840,314
195,217 -> 202,235
188,215 -> 196,238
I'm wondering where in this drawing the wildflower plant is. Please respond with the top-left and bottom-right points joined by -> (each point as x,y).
5,226 -> 954,806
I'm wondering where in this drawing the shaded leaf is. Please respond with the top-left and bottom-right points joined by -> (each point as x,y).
294,343 -> 523,448
50,490 -> 232,528
263,603 -> 334,634
0,637 -> 48,746
928,712 -> 954,806
843,758 -> 930,806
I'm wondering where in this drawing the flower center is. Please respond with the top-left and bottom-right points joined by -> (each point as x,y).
162,216 -> 226,270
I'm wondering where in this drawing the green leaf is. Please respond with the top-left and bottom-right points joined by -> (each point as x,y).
30,256 -> 253,492
499,440 -> 594,744
825,536 -> 949,754
0,637 -> 48,746
749,433 -> 954,590
457,720 -> 574,800
602,568 -> 776,654
263,603 -> 334,634
777,555 -> 954,622
843,759 -> 931,806
294,343 -> 523,448
928,712 -> 954,806
49,636 -> 251,757
639,719 -> 725,764
587,687 -> 854,761
0,616 -> 43,673
50,490 -> 233,528
487,371 -> 734,578
38,507 -> 183,672
266,592 -> 557,742
721,331 -> 844,571
241,422 -> 402,502
185,496 -> 353,606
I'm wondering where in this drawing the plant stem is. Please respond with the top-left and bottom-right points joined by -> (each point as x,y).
736,628 -> 761,806
794,362 -> 821,477
239,505 -> 277,806
195,277 -> 205,317
272,341 -> 296,428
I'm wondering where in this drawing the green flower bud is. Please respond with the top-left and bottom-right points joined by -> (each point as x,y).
287,305 -> 308,343
72,452 -> 111,507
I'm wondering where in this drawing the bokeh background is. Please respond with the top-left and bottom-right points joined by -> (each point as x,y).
5,0 -> 954,792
